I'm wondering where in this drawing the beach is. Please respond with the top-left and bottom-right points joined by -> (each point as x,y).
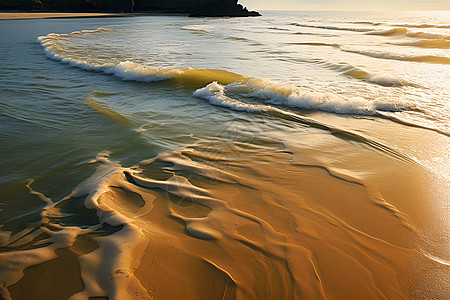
0,11 -> 449,299
0,12 -> 129,20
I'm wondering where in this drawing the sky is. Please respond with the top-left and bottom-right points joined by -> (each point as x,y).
239,0 -> 450,11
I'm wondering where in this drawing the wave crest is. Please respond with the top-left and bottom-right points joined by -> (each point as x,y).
368,27 -> 450,41
397,39 -> 450,49
290,23 -> 372,32
38,29 -> 246,87
194,80 -> 407,115
368,27 -> 408,36
343,48 -> 450,65
180,25 -> 214,32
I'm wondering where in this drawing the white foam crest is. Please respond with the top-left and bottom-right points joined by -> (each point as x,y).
38,28 -> 412,116
364,74 -> 410,87
42,47 -> 109,71
38,29 -> 177,82
38,30 -> 115,71
180,25 -> 214,32
37,27 -> 114,43
104,61 -> 176,82
193,79 -> 407,115
227,79 -> 405,115
193,82 -> 267,112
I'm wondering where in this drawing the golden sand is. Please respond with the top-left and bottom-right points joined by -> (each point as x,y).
0,12 -> 127,20
4,131 -> 448,299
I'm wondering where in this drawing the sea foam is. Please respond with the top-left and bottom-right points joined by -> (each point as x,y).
193,82 -> 266,112
180,25 -> 214,32
38,29 -> 177,82
38,28 -> 412,117
193,79 -> 406,115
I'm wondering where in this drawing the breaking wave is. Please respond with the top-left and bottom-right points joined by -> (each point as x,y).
193,80 -> 409,116
180,25 -> 214,32
38,29 -> 245,88
37,27 -> 446,137
290,23 -> 372,32
396,39 -> 450,49
388,23 -> 450,29
368,27 -> 450,41
343,48 -> 450,65
347,20 -> 450,29
38,28 -> 412,114
311,60 -> 413,87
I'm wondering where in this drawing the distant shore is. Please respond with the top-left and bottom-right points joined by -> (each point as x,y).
0,10 -> 260,20
0,12 -> 129,20
0,12 -> 192,20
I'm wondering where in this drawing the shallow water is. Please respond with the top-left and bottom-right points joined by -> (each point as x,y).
0,10 -> 449,299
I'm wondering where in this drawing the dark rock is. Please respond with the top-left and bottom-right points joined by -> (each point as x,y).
37,0 -> 134,12
189,0 -> 261,17
133,0 -> 192,13
0,0 -> 37,10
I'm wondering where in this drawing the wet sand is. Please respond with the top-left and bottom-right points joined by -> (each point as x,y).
4,131 -> 448,299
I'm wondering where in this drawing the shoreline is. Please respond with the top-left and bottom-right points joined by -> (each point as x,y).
0,12 -> 189,20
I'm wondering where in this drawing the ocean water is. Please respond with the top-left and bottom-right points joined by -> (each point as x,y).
0,10 -> 449,299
